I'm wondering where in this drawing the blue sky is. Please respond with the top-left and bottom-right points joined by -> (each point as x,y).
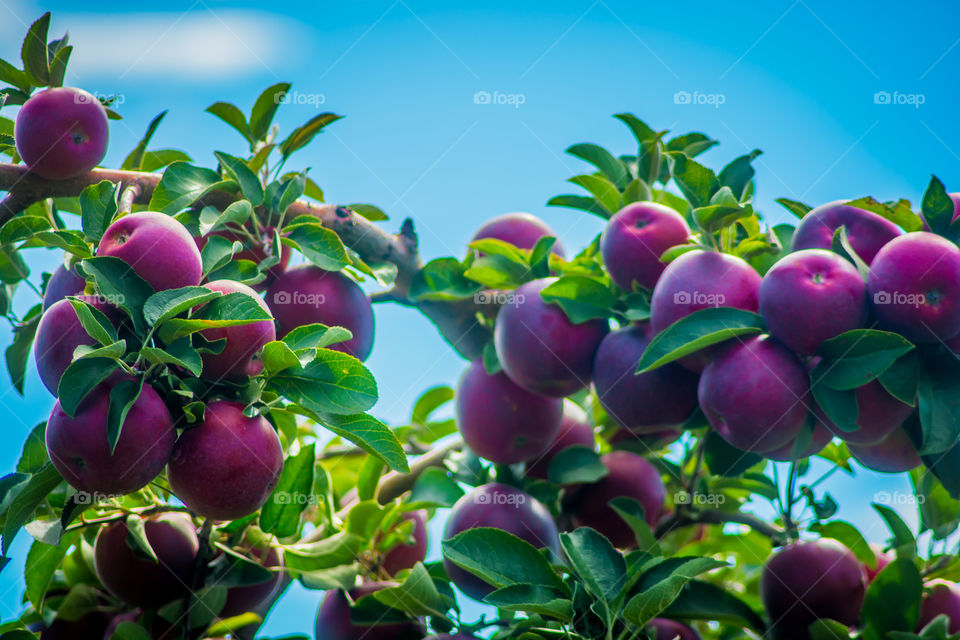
0,0 -> 958,636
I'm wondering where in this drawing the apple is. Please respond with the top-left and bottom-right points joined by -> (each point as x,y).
646,618 -> 701,640
15,87 -> 109,180
46,379 -> 175,496
34,295 -> 116,395
443,484 -> 559,600
847,426 -> 921,473
814,380 -> 913,446
38,611 -> 110,640
761,540 -> 866,640
101,610 -> 141,640
698,336 -> 809,453
167,401 -> 284,520
97,212 -> 203,292
867,232 -> 960,343
472,212 -> 564,257
219,545 -> 284,618
455,360 -> 563,464
525,401 -> 595,480
791,200 -> 901,264
600,202 -> 691,291
759,249 -> 868,355
194,226 -> 291,291
593,323 -> 699,432
315,581 -> 425,640
609,427 -> 682,451
764,420 -> 833,462
43,264 -> 86,311
380,510 -> 428,577
94,512 -> 199,607
569,451 -> 666,547
494,278 -> 609,396
863,543 -> 892,583
266,265 -> 375,361
649,250 -> 761,370
198,279 -> 276,381
917,580 -> 960,633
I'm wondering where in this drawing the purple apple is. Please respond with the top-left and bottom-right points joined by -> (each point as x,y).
600,202 -> 691,291
199,279 -> 276,381
649,250 -> 761,371
43,264 -> 86,311
34,295 -> 116,395
455,360 -> 563,464
380,510 -> 428,577
315,581 -> 425,640
815,380 -> 913,446
761,540 -> 866,640
525,401 -> 595,480
791,200 -> 901,264
494,278 -> 609,396
94,512 -> 199,607
848,426 -> 921,473
46,379 -> 175,496
698,336 -> 809,453
759,249 -> 867,355
167,400 -> 283,520
219,545 -> 284,618
266,265 -> 375,361
647,618 -> 701,640
917,580 -> 960,632
569,451 -> 666,547
443,484 -> 559,600
593,323 -> 699,432
39,611 -> 111,640
867,231 -> 960,343
472,212 -> 565,257
15,87 -> 109,180
764,421 -> 833,462
97,211 -> 203,291
609,427 -> 682,452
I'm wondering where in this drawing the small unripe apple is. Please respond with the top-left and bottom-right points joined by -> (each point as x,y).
15,87 -> 109,180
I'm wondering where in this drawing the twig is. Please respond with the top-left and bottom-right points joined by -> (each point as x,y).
655,507 -> 786,543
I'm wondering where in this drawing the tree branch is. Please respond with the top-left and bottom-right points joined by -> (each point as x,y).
0,163 -> 494,359
655,507 -> 786,543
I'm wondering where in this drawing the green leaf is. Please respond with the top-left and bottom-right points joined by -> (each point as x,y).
274,173 -> 305,215
25,530 -> 80,612
546,446 -> 607,485
407,467 -> 463,507
270,349 -> 377,415
910,469 -> 960,540
106,377 -> 143,455
16,422 -> 47,475
921,176 -> 954,235
141,149 -> 192,173
811,382 -> 858,431
66,298 -> 117,346
622,178 -> 653,205
157,291 -> 272,342
214,151 -> 264,206
917,356 -> 960,455
861,558 -> 922,640
121,111 -> 168,171
775,197 -> 813,219
261,341 -> 301,375
408,258 -> 480,301
79,181 -> 119,242
637,308 -> 765,371
77,256 -> 154,334
3,464 -> 64,554
206,102 -> 253,145
813,330 -> 914,390
878,350 -> 920,406
317,413 -> 407,473
668,153 -> 719,208
609,498 -> 661,554
809,521 -> 875,567
561,528 -> 626,601
662,580 -> 765,630
280,113 -> 343,159
0,59 -> 30,93
624,557 -> 727,627
411,385 -> 454,425
249,82 -> 291,141
539,276 -> 615,324
57,358 -> 118,417
703,429 -> 762,476
347,203 -> 388,221
442,527 -> 566,594
283,222 -> 350,271
138,340 -> 202,377
261,443 -> 314,537
614,113 -> 657,145
282,323 -> 354,352
372,563 -> 451,618
568,174 -> 620,214
666,133 -> 718,157
483,584 -> 573,621
566,143 -> 628,190
718,150 -> 762,201
21,13 -> 51,87
547,194 -> 611,219
6,306 -> 41,395
143,286 -> 222,327
872,503 -> 916,552
148,162 -> 234,215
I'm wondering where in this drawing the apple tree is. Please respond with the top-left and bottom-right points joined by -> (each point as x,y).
1,11 -> 960,640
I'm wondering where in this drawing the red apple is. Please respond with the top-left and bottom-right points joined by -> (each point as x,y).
525,401 -> 595,480
43,264 -> 86,311
97,212 -> 203,292
791,200 -> 901,264
646,618 -> 701,640
315,581 -> 424,640
600,202 -> 691,291
815,380 -> 913,446
847,426 -> 921,473
34,295 -> 116,395
472,212 -> 565,257
198,279 -> 275,381
918,580 -> 960,633
380,511 -> 428,577
219,545 -> 284,618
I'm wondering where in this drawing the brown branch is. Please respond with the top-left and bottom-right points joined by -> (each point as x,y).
0,162 -> 494,359
655,507 -> 786,542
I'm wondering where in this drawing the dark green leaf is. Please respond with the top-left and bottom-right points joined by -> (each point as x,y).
249,82 -> 291,141
561,528 -> 626,601
813,330 -> 914,390
637,308 -> 765,371
280,113 -> 343,159
6,306 -> 41,394
442,527 -> 566,594
284,222 -> 350,271
261,443 -> 314,537
79,181 -> 118,242
861,558 -> 922,640
121,111 -> 167,171
3,464 -> 64,554
206,102 -> 252,145
545,446 -> 607,485
106,377 -> 143,455
214,151 -> 263,206
317,413 -> 407,473
566,143 -> 628,190
21,13 -> 51,87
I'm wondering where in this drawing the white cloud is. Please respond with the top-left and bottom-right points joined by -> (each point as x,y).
56,9 -> 308,80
